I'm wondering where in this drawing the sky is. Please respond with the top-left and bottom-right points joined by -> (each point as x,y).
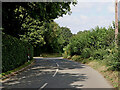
55,0 -> 120,34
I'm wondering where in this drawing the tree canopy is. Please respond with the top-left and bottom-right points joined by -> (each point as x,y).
60,27 -> 72,46
2,2 -> 76,55
2,2 -> 76,38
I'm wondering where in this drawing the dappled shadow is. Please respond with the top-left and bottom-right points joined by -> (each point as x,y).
53,59 -> 86,70
2,58 -> 87,89
44,59 -> 87,88
2,59 -> 57,88
45,72 -> 87,88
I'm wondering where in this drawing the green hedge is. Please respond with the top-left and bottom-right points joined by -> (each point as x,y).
2,34 -> 33,72
63,26 -> 120,71
64,26 -> 114,57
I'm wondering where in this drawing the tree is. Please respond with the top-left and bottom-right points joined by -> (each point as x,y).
20,16 -> 46,47
60,27 -> 72,46
2,2 -> 76,38
21,17 -> 65,54
41,21 -> 64,53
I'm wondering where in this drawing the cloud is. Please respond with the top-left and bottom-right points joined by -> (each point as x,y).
55,2 -> 115,34
55,15 -> 114,34
107,5 -> 115,13
80,15 -> 88,20
70,2 -> 94,13
96,7 -> 102,12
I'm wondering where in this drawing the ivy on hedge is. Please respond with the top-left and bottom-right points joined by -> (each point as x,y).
2,34 -> 33,72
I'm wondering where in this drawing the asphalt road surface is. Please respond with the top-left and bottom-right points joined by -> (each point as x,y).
2,57 -> 114,89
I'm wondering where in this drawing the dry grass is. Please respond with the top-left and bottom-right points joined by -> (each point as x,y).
87,60 -> 118,88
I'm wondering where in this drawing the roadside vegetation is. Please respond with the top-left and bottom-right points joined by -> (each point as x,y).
2,2 -> 119,88
63,22 -> 120,88
63,25 -> 118,70
87,60 -> 118,88
0,60 -> 34,79
2,34 -> 33,73
2,2 -> 75,74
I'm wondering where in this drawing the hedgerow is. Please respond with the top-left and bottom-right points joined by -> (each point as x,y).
63,26 -> 120,71
2,34 -> 33,72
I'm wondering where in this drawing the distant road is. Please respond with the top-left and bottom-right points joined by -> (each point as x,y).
2,57 -> 113,89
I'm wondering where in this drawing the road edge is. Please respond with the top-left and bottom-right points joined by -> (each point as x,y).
1,60 -> 35,81
63,58 -> 115,88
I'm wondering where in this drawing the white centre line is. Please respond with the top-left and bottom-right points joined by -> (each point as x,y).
52,63 -> 59,77
53,68 -> 58,77
40,83 -> 48,89
56,63 -> 59,67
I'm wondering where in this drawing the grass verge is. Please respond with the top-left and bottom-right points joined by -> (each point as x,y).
68,56 -> 118,88
0,59 -> 34,79
86,60 -> 118,88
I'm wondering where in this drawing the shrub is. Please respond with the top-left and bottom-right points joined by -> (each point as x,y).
63,45 -> 71,57
81,48 -> 91,58
2,34 -> 33,72
88,57 -> 94,60
62,53 -> 68,59
71,55 -> 82,61
64,26 -> 120,71
64,26 -> 114,58
93,50 -> 102,60
104,47 -> 120,71
106,55 -> 120,71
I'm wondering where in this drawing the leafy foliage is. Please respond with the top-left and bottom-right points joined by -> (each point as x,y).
64,26 -> 114,56
20,16 -> 73,56
20,16 -> 45,47
60,27 -> 72,46
2,2 -> 76,38
2,2 -> 75,57
63,25 -> 120,71
2,34 -> 33,72
42,22 -> 65,53
2,2 -> 76,72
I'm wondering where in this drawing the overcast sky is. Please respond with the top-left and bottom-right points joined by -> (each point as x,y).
55,0 -> 120,34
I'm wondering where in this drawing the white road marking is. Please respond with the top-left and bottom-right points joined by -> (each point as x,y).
40,83 -> 48,89
56,63 -> 59,67
53,68 -> 58,77
52,63 -> 59,77
39,61 -> 59,89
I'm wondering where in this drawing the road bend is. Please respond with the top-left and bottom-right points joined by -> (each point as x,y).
2,57 -> 113,89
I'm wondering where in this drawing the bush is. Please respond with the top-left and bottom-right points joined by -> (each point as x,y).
64,26 -> 114,58
63,45 -> 71,58
93,49 -> 106,60
104,47 -> 120,71
81,48 -> 91,58
71,55 -> 82,61
64,26 -> 120,71
2,34 -> 33,72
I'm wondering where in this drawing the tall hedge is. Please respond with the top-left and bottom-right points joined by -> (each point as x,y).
63,26 -> 120,71
2,34 -> 33,72
64,26 -> 114,56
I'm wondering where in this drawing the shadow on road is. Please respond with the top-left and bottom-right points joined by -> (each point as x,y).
47,72 -> 87,88
45,59 -> 87,88
2,58 -> 87,89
